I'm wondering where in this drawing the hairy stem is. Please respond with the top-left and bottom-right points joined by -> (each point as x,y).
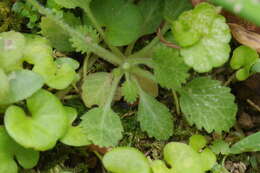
83,6 -> 125,57
126,57 -> 154,68
131,67 -> 156,82
28,0 -> 123,66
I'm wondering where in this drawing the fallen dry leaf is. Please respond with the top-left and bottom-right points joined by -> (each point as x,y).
229,23 -> 260,53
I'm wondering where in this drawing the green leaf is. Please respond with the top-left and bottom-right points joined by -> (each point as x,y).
138,0 -> 163,36
138,90 -> 173,140
40,17 -> 74,52
121,78 -> 138,103
23,34 -> 78,89
91,0 -> 143,46
230,46 -> 259,81
69,25 -> 99,53
179,77 -> 237,133
81,72 -> 113,107
150,160 -> 171,173
60,107 -> 91,147
210,140 -> 230,155
164,0 -> 193,22
0,126 -> 39,173
54,0 -> 91,9
164,142 -> 215,173
172,3 -> 231,72
0,69 -> 9,100
103,147 -> 151,173
189,134 -> 207,152
0,70 -> 44,105
199,148 -> 217,171
81,107 -> 123,147
153,45 -> 190,89
4,89 -> 68,151
55,57 -> 80,70
0,31 -> 26,72
230,132 -> 260,154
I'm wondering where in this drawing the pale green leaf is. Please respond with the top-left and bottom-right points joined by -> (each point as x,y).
173,3 -> 231,72
103,147 -> 151,173
0,126 -> 39,173
91,0 -> 143,46
150,160 -> 171,173
164,0 -> 193,22
81,107 -> 123,147
230,132 -> 260,154
0,31 -> 25,72
0,69 -> 9,100
179,77 -> 237,133
121,79 -> 138,103
0,70 -> 44,105
189,134 -> 207,152
60,107 -> 91,147
153,45 -> 190,89
138,90 -> 173,140
81,72 -> 113,107
138,0 -> 163,36
4,89 -> 68,151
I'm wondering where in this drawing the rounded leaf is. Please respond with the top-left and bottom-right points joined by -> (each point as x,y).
103,147 -> 151,173
4,89 -> 68,151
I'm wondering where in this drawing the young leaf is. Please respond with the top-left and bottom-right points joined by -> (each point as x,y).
0,70 -> 44,105
230,46 -> 259,81
121,78 -> 138,103
189,134 -> 207,152
81,107 -> 123,147
230,132 -> 260,154
23,34 -> 78,89
137,90 -> 173,140
90,0 -> 143,46
103,147 -> 151,173
4,89 -> 68,151
0,31 -> 26,72
81,72 -> 113,107
179,77 -> 237,133
172,3 -> 231,72
164,142 -> 216,173
210,140 -> 230,155
0,126 -> 39,173
138,0 -> 163,36
60,107 -> 91,147
153,45 -> 190,89
69,25 -> 99,53
164,0 -> 193,22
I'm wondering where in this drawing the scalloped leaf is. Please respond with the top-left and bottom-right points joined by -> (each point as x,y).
172,3 -> 231,72
60,107 -> 91,147
230,46 -> 259,81
121,78 -> 138,103
179,77 -> 237,133
137,90 -> 173,140
230,132 -> 260,154
4,89 -> 68,151
153,44 -> 190,89
0,70 -> 44,105
81,107 -> 123,147
103,147 -> 151,173
0,126 -> 39,173
81,72 -> 113,107
0,31 -> 26,72
91,0 -> 143,46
